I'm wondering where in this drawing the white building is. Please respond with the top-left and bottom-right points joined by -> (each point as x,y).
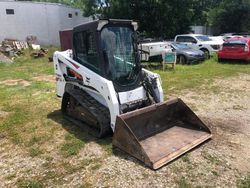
0,1 -> 91,46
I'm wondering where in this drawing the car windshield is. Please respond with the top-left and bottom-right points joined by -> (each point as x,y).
101,26 -> 139,85
196,36 -> 212,41
227,40 -> 247,44
172,43 -> 190,49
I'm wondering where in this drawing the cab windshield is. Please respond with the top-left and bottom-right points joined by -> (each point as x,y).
101,26 -> 139,85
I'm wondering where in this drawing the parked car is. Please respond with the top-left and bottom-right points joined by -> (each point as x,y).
217,37 -> 250,62
209,36 -> 224,43
220,33 -> 250,41
174,34 -> 223,59
170,43 -> 205,64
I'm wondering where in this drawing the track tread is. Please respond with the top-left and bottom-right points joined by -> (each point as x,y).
62,87 -> 112,138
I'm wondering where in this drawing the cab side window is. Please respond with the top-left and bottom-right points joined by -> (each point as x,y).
176,36 -> 197,43
74,31 -> 100,72
176,36 -> 185,42
185,37 -> 197,43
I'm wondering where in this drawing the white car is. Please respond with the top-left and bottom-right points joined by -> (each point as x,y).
174,34 -> 223,58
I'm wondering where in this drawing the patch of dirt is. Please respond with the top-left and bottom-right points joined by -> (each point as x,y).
78,142 -> 105,158
0,79 -> 31,87
0,109 -> 10,120
32,75 -> 55,83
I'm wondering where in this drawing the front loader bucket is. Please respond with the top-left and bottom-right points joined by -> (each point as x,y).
112,98 -> 212,170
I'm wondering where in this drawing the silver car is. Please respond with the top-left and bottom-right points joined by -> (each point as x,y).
171,43 -> 205,64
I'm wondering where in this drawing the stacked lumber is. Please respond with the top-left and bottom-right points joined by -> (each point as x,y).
0,38 -> 28,57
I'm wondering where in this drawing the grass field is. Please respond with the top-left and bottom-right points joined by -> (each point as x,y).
150,56 -> 250,96
0,49 -> 250,187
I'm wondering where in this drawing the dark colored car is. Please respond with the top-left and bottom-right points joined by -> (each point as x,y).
170,43 -> 205,64
217,37 -> 250,62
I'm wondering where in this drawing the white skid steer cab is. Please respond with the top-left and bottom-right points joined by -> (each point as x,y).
53,19 -> 212,169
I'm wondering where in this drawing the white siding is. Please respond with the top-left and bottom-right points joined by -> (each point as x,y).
0,1 -> 91,46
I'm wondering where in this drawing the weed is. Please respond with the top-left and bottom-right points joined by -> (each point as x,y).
211,170 -> 219,176
237,175 -> 250,188
202,152 -> 221,165
5,173 -> 16,180
45,156 -> 53,162
79,182 -> 92,188
27,136 -> 42,146
60,133 -> 85,157
17,178 -> 43,188
90,163 -> 102,170
178,178 -> 193,188
182,154 -> 191,163
97,137 -> 113,155
233,105 -> 244,110
63,162 -> 84,174
29,147 -> 43,157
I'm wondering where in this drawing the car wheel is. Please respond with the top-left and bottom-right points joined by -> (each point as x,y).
179,55 -> 186,64
201,49 -> 210,59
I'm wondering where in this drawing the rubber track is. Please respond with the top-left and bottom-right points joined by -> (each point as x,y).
63,87 -> 112,138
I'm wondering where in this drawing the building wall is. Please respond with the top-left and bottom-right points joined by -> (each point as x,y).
0,1 -> 91,46
190,25 -> 219,36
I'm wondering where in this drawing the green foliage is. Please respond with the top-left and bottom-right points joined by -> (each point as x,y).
18,0 -> 250,34
82,0 -> 194,38
208,0 -> 250,32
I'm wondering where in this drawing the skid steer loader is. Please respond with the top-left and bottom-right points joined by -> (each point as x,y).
53,19 -> 212,169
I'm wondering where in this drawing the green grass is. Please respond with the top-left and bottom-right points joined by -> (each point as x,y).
0,48 -> 57,81
237,175 -> 250,188
178,178 -> 193,188
17,178 -> 44,188
150,55 -> 250,96
29,147 -> 44,157
202,151 -> 222,165
60,133 -> 85,157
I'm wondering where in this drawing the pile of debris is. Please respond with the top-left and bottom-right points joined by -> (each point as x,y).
0,36 -> 48,61
0,38 -> 28,58
27,36 -> 49,58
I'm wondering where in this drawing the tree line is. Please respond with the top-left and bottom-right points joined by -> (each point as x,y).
19,0 -> 250,38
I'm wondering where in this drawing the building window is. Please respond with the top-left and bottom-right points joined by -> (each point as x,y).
68,13 -> 72,18
6,9 -> 14,15
75,12 -> 78,16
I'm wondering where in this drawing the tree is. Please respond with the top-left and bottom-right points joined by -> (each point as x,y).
81,0 -> 195,38
207,0 -> 250,33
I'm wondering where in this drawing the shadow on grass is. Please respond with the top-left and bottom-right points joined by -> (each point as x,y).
47,109 -> 213,170
47,110 -> 112,149
47,110 -> 146,167
218,59 -> 250,64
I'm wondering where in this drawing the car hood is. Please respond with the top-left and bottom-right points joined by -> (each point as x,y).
177,48 -> 204,56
